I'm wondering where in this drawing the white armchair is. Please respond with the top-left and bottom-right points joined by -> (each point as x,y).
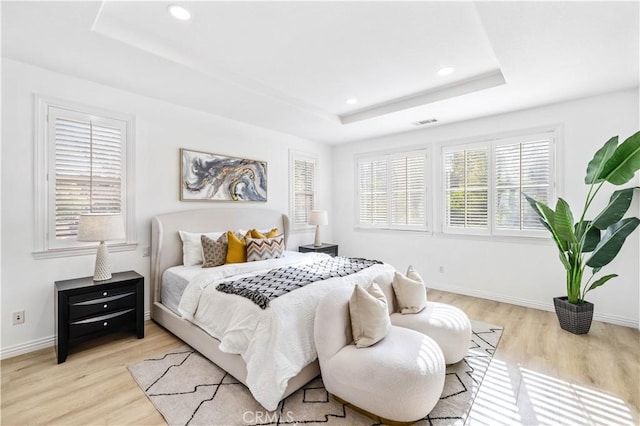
314,286 -> 446,423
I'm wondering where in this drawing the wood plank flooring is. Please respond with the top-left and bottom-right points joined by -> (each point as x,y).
2,290 -> 638,425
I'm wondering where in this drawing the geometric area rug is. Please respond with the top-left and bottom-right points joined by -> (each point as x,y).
128,320 -> 502,426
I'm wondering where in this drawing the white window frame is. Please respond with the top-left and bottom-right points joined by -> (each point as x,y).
33,96 -> 137,258
439,129 -> 558,238
289,150 -> 318,231
355,148 -> 429,232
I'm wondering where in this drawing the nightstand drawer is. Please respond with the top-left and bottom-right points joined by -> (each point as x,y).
69,309 -> 135,339
69,286 -> 134,304
69,291 -> 136,320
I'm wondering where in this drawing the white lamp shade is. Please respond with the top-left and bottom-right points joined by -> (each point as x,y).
77,214 -> 125,242
308,210 -> 328,226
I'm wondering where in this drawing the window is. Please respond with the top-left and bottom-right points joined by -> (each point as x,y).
290,152 -> 317,229
34,97 -> 135,257
357,150 -> 427,231
442,131 -> 555,236
443,146 -> 489,230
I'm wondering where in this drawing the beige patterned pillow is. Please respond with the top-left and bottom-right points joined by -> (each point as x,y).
349,282 -> 391,348
201,235 -> 228,268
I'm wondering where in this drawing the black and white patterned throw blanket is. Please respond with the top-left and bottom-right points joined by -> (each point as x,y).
216,256 -> 382,309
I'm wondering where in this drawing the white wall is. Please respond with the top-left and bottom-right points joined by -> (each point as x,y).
0,59 -> 333,357
332,89 -> 640,327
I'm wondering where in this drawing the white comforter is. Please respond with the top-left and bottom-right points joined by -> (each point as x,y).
178,251 -> 395,410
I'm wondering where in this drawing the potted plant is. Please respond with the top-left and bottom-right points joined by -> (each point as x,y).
525,131 -> 640,334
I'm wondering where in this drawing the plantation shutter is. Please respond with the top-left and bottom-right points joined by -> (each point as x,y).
358,157 -> 388,227
390,151 -> 426,228
50,107 -> 125,242
358,150 -> 427,230
494,134 -> 552,231
293,158 -> 316,227
443,146 -> 489,231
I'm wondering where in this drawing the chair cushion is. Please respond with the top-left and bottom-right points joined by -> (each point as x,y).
391,301 -> 472,364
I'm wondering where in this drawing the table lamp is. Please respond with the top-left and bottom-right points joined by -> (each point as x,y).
308,210 -> 328,247
77,213 -> 125,281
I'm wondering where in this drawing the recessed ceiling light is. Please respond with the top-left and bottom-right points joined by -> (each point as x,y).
437,67 -> 455,76
168,5 -> 191,21
345,98 -> 358,105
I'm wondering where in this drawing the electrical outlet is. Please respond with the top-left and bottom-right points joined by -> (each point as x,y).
438,266 -> 445,273
142,246 -> 151,257
12,310 -> 25,325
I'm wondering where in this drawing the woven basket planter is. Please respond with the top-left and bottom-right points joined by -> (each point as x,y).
553,297 -> 594,334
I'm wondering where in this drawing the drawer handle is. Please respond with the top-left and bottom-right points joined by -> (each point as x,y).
103,292 -> 108,296
103,322 -> 108,327
103,304 -> 108,309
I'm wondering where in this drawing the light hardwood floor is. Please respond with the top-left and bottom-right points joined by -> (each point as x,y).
1,290 -> 638,425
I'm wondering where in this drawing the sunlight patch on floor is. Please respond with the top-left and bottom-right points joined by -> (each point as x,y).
466,360 -> 635,425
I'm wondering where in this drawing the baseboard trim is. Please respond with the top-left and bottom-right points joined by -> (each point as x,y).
0,335 -> 55,360
1,310 -> 153,360
428,282 -> 639,329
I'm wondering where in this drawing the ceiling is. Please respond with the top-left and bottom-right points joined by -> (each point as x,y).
2,1 -> 638,144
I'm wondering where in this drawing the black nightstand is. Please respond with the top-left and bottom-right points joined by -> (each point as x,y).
54,271 -> 144,364
298,243 -> 339,257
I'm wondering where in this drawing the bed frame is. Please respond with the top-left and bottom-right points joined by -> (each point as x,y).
150,208 -> 320,401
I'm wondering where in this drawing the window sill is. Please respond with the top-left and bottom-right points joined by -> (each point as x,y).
291,225 -> 315,232
352,227 -> 553,245
434,232 -> 553,245
32,243 -> 138,260
353,227 -> 431,235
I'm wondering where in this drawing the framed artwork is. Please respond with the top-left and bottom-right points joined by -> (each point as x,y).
180,148 -> 267,202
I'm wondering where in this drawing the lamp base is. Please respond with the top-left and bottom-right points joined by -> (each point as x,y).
93,242 -> 112,281
313,225 -> 322,247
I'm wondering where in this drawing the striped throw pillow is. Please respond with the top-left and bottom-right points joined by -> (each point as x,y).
246,235 -> 285,262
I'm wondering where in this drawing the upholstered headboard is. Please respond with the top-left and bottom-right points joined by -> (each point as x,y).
150,208 -> 290,304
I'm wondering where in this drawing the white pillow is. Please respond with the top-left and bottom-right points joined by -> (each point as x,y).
349,282 -> 391,348
178,230 -> 223,266
392,265 -> 427,314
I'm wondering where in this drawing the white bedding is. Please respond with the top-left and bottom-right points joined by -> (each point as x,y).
161,265 -> 204,314
177,251 -> 395,410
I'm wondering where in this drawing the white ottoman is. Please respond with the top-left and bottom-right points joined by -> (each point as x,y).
391,301 -> 472,364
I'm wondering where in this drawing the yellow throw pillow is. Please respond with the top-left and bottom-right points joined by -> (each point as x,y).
225,230 -> 251,264
250,227 -> 279,239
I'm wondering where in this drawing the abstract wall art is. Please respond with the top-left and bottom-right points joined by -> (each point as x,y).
180,149 -> 267,202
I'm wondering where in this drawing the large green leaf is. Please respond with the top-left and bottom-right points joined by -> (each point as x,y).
592,188 -> 635,230
524,194 -> 567,251
597,131 -> 640,185
586,217 -> 640,268
585,136 -> 618,184
554,198 -> 575,243
558,251 -> 571,270
586,274 -> 618,293
575,221 -> 600,252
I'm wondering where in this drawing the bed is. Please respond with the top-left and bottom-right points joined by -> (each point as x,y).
150,208 -> 394,410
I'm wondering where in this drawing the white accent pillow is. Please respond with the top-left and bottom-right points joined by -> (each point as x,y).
349,282 -> 391,348
178,230 -> 223,266
392,265 -> 427,314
